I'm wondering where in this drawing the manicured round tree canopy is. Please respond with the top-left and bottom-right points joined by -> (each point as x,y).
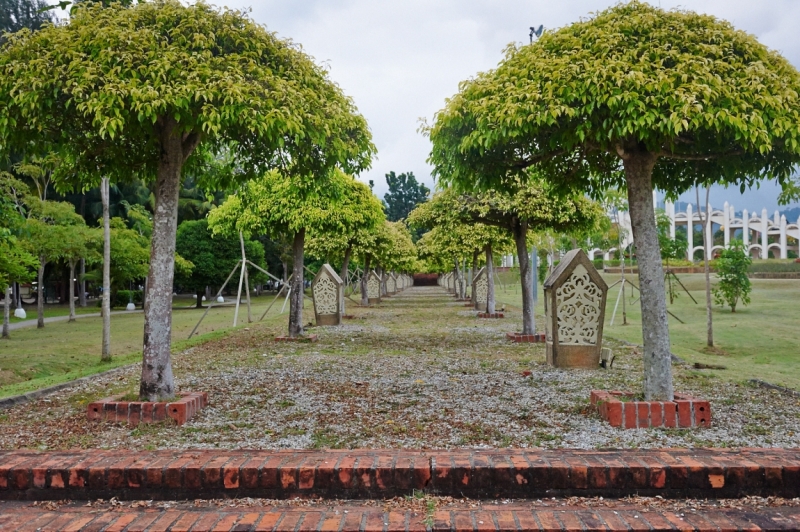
0,0 -> 374,399
429,2 -> 800,400
208,169 -> 377,337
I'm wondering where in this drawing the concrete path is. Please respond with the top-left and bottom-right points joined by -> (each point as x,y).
6,309 -> 142,331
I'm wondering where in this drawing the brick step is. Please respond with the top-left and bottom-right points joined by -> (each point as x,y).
1,448 -> 799,501
1,502 -> 799,531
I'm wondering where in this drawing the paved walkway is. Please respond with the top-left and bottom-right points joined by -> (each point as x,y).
7,309 -> 142,331
1,502 -> 798,531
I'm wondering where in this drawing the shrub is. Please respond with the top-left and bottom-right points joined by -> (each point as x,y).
113,290 -> 143,308
713,243 -> 751,312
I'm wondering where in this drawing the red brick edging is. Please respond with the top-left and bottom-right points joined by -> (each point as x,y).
275,335 -> 319,343
86,392 -> 208,426
591,390 -> 711,429
477,313 -> 504,319
0,448 -> 797,501
2,503 -> 798,531
506,332 -> 546,343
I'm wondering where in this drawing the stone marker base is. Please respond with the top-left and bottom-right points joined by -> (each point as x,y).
275,335 -> 319,343
477,312 -> 504,318
591,390 -> 711,429
87,392 -> 208,426
464,303 -> 475,307
507,332 -> 546,343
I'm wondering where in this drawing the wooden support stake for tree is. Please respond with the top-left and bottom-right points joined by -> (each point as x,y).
188,259 -> 242,339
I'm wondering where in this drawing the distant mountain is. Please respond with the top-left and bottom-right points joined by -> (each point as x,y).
781,206 -> 800,222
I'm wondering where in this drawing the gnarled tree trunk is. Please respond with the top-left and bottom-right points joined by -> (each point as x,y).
485,244 -> 495,314
140,119 -> 200,401
288,229 -> 306,337
513,219 -> 535,334
624,150 -> 673,401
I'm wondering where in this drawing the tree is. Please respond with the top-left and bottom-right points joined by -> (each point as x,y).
22,200 -> 85,328
176,219 -> 265,308
0,1 -> 373,399
60,224 -> 99,322
304,179 -> 386,286
209,170 -> 373,337
713,242 -> 752,313
428,2 -> 800,400
383,172 -> 430,223
0,0 -> 53,35
0,173 -> 37,338
696,186 -> 714,347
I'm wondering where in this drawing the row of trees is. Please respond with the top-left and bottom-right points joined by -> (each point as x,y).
426,2 -> 800,401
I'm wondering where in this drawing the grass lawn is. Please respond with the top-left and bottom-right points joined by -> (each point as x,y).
7,305 -> 100,322
495,272 -> 800,391
0,293 -> 316,398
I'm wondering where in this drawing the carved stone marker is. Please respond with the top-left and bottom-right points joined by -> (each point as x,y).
543,249 -> 608,368
367,270 -> 382,305
312,263 -> 344,326
386,272 -> 397,295
473,267 -> 488,311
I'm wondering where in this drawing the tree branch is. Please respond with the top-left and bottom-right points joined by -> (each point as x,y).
658,148 -> 743,161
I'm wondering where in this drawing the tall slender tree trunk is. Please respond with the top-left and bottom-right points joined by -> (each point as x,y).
624,151 -> 673,401
36,259 -> 46,328
360,254 -> 371,306
101,177 -> 112,361
68,260 -> 76,322
2,286 -> 10,339
79,258 -> 86,308
697,186 -> 713,347
485,244 -> 496,314
140,121 -> 197,400
195,289 -> 204,309
340,244 -> 352,283
470,250 -> 478,307
79,194 -> 87,308
288,229 -> 306,337
513,219 -> 535,334
377,265 -> 386,296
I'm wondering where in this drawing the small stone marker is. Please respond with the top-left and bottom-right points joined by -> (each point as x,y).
366,270 -> 382,305
473,266 -> 488,311
543,248 -> 608,368
386,272 -> 397,295
312,263 -> 344,326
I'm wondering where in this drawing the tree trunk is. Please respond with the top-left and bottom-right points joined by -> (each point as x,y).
485,244 -> 495,314
624,152 -> 673,401
697,186 -> 713,347
514,219 -> 535,335
360,255 -> 371,306
340,244 -> 352,284
2,285 -> 9,339
377,266 -> 386,296
68,260 -> 76,322
36,258 -> 45,328
470,250 -> 479,307
79,258 -> 86,308
101,177 -> 112,361
288,229 -> 305,338
140,125 -> 187,400
196,289 -> 204,309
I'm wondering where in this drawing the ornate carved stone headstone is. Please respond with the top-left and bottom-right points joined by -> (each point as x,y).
312,264 -> 344,326
386,273 -> 397,294
543,249 -> 608,368
366,270 -> 382,305
473,267 -> 488,311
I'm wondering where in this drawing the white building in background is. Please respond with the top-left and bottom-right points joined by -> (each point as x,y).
587,191 -> 800,261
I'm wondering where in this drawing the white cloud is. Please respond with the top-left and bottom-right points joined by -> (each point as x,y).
225,1 -> 800,209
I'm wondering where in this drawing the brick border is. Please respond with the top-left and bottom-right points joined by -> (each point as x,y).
1,503 -> 798,532
274,335 -> 319,343
506,332 -> 546,343
0,448 -> 797,501
591,390 -> 711,429
87,392 -> 208,426
477,313 -> 504,319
